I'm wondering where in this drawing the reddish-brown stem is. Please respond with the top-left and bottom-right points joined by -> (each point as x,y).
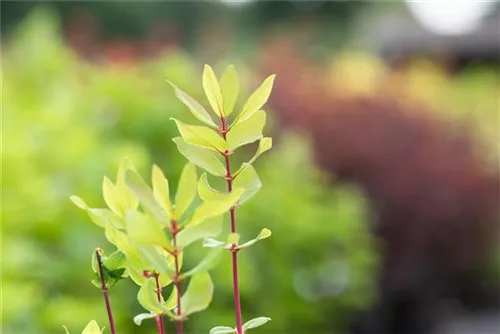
171,220 -> 184,334
220,116 -> 244,334
154,274 -> 165,334
95,249 -> 116,334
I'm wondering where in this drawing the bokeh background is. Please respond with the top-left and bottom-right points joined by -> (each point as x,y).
2,1 -> 499,334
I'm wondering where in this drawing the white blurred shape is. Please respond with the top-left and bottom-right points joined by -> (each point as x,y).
220,0 -> 253,6
405,0 -> 496,35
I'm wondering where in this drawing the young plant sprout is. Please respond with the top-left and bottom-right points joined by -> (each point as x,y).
69,65 -> 275,334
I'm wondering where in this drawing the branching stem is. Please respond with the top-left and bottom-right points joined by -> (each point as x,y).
95,249 -> 117,334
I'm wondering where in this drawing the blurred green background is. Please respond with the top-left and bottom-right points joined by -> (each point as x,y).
2,2 -> 499,334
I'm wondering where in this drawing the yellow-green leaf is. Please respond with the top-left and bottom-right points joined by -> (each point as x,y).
81,320 -> 102,334
152,165 -> 174,219
133,312 -> 157,326
116,157 -> 139,211
175,163 -> 198,219
235,137 -> 273,175
171,118 -> 227,152
181,271 -> 214,315
219,65 -> 239,116
136,245 -> 175,280
177,216 -> 222,247
242,317 -> 272,331
172,137 -> 226,176
227,110 -> 266,150
235,74 -> 275,124
126,211 -> 173,251
197,173 -> 224,202
238,228 -> 272,249
188,188 -> 244,226
165,285 -> 179,310
233,165 -> 262,205
102,177 -> 124,217
138,277 -> 166,314
168,80 -> 217,128
125,170 -> 169,226
203,64 -> 224,116
179,248 -> 222,279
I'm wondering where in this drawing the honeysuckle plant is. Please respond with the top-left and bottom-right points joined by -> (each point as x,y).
169,65 -> 275,334
69,64 -> 275,334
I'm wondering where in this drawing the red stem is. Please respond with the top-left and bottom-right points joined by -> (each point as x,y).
172,221 -> 184,334
95,249 -> 116,334
221,117 -> 244,334
154,275 -> 165,334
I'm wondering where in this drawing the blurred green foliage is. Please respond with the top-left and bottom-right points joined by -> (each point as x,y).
2,9 -> 378,334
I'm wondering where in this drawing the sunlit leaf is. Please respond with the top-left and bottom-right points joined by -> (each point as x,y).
235,137 -> 272,176
136,245 -> 175,280
198,173 -> 224,202
175,163 -> 198,219
188,189 -> 244,226
115,157 -> 139,211
203,64 -> 224,116
235,74 -> 275,124
181,271 -> 213,315
227,111 -> 266,150
242,317 -> 272,331
168,80 -> 217,128
133,312 -> 157,326
233,165 -> 262,205
102,177 -> 124,217
177,216 -> 222,247
71,196 -> 123,229
227,233 -> 240,245
219,65 -> 239,116
62,325 -> 70,334
138,277 -> 167,314
238,228 -> 272,249
179,248 -> 222,279
126,211 -> 173,251
172,137 -> 226,176
171,118 -> 227,152
125,170 -> 169,225
81,320 -> 102,334
210,326 -> 235,334
152,165 -> 174,219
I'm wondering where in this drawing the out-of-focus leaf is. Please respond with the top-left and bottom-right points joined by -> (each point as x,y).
175,163 -> 198,219
233,165 -> 262,205
203,64 -> 224,116
235,138 -> 272,175
181,271 -> 213,315
219,65 -> 239,116
198,173 -> 224,202
171,119 -> 227,152
81,320 -> 102,334
235,74 -> 275,124
164,286 -> 178,310
125,170 -> 169,226
202,238 -> 225,248
238,228 -> 272,249
126,211 -> 173,251
210,326 -> 235,334
115,157 -> 139,211
138,277 -> 166,314
172,137 -> 226,176
188,189 -> 244,226
179,248 -> 222,279
102,177 -> 124,217
152,165 -> 174,219
227,111 -> 266,150
177,216 -> 222,247
168,80 -> 217,128
227,233 -> 240,245
242,317 -> 272,331
133,312 -> 157,326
